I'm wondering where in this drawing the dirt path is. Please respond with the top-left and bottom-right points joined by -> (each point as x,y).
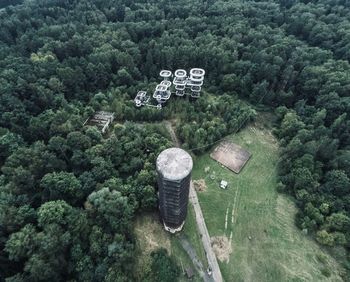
189,183 -> 223,282
166,121 -> 223,282
164,120 -> 180,147
179,234 -> 214,282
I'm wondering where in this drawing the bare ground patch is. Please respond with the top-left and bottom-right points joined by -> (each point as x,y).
210,141 -> 251,173
134,213 -> 171,254
211,236 -> 233,263
193,179 -> 207,192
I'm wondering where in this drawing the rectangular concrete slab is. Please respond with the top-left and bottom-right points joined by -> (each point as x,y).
210,141 -> 251,173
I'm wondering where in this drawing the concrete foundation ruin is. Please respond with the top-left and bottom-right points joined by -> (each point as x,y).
210,141 -> 251,173
83,111 -> 115,134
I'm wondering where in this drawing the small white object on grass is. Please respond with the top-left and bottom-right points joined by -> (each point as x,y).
220,180 -> 228,189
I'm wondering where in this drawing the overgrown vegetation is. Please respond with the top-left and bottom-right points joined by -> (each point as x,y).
144,248 -> 180,282
0,0 -> 349,280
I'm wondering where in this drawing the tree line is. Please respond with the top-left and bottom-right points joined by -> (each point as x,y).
0,0 -> 349,280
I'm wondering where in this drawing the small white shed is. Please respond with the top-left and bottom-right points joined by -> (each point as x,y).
220,180 -> 228,189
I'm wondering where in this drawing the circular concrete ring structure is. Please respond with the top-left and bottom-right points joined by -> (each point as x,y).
175,69 -> 187,78
187,80 -> 203,87
190,68 -> 205,76
156,84 -> 167,91
175,84 -> 186,90
160,80 -> 172,88
160,70 -> 172,78
176,90 -> 185,96
173,77 -> 186,85
191,92 -> 200,98
191,85 -> 201,91
189,75 -> 204,82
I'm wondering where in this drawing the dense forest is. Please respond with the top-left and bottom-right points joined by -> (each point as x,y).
0,0 -> 349,280
0,1 -> 23,9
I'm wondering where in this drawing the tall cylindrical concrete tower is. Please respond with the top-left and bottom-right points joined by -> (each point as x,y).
156,148 -> 193,233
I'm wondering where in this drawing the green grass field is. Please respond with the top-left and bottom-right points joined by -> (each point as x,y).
191,123 -> 345,282
134,118 -> 346,282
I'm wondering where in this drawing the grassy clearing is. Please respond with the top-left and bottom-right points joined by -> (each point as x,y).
192,123 -> 345,282
133,212 -> 202,282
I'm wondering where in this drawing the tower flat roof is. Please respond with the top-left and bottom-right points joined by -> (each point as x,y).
156,148 -> 193,181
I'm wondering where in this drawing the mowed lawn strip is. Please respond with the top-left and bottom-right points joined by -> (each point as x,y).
192,125 -> 344,282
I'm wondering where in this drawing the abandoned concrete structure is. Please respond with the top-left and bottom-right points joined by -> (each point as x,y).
210,141 -> 251,173
156,148 -> 193,233
134,91 -> 150,107
83,111 -> 115,134
134,68 -> 205,109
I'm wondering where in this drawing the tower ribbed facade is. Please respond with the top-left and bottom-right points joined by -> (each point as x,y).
156,148 -> 193,233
